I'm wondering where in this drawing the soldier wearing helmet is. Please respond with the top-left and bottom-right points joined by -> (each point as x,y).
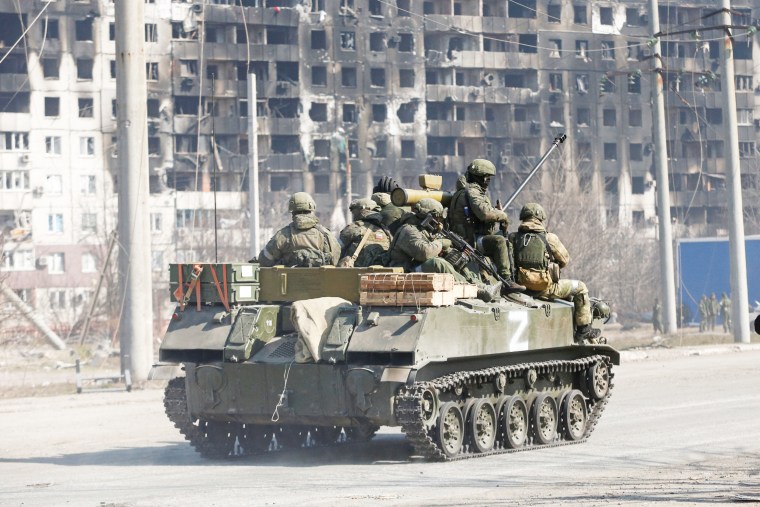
512,202 -> 603,343
387,198 -> 465,279
447,159 -> 525,293
337,198 -> 392,267
257,192 -> 340,267
371,192 -> 405,234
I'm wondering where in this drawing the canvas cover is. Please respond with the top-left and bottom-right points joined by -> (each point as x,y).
291,297 -> 353,363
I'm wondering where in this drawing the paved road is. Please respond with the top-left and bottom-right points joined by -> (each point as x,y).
1,347 -> 759,506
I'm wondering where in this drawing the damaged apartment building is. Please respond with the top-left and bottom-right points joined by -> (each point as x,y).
1,0 -> 760,337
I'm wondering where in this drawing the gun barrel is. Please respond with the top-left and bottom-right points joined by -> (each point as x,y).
391,188 -> 453,207
502,133 -> 566,210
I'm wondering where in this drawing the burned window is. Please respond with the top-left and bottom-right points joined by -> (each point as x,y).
42,58 -> 59,79
78,98 -> 94,118
396,0 -> 411,16
549,39 -> 561,58
399,69 -> 415,88
77,59 -> 94,80
399,33 -> 414,52
270,175 -> 288,192
508,0 -> 536,18
485,107 -> 495,121
599,7 -> 613,25
518,34 -> 537,54
341,67 -> 357,87
369,32 -> 385,52
207,64 -> 218,79
601,41 -> 615,60
311,0 -> 325,12
573,4 -> 587,24
75,19 -> 93,41
180,60 -> 198,77
343,104 -> 357,123
401,139 -> 415,159
735,40 -> 752,60
547,4 -> 561,23
148,137 -> 161,156
577,107 -> 590,126
549,107 -> 563,125
373,139 -> 387,158
630,143 -> 643,162
575,40 -> 588,59
175,97 -> 199,115
372,104 -> 386,122
271,135 -> 300,154
706,108 -> 722,125
309,102 -> 327,121
604,177 -> 618,194
312,66 -> 327,86
455,107 -> 465,120
370,68 -> 386,87
603,108 -> 616,127
146,62 -> 159,81
311,30 -> 326,50
600,74 -> 616,93
514,106 -> 527,121
340,31 -> 356,51
428,137 -> 456,156
549,73 -> 563,91
604,143 -> 617,161
629,109 -> 642,127
43,19 -> 59,39
575,73 -> 589,94
147,99 -> 160,118
314,174 -> 330,194
626,8 -> 641,26
276,62 -> 299,83
503,73 -> 524,88
175,135 -> 198,153
369,0 -> 382,16
45,97 -> 60,117
397,102 -> 416,123
269,99 -> 299,118
313,139 -> 330,158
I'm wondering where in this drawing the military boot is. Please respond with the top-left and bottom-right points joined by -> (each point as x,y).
574,324 -> 602,344
476,282 -> 502,303
501,279 -> 526,294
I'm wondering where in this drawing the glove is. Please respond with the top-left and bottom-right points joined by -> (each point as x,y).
439,238 -> 452,251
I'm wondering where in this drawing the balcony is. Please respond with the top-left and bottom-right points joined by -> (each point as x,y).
427,120 -> 485,137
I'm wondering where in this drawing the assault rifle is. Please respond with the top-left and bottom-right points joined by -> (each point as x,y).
420,214 -> 513,289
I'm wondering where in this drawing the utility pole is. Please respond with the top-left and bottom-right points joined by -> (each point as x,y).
115,0 -> 153,380
648,0 -> 678,334
719,0 -> 751,343
248,74 -> 260,259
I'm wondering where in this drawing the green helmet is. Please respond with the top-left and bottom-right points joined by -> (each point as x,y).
413,198 -> 444,217
371,192 -> 391,207
467,159 -> 496,177
519,202 -> 546,222
349,198 -> 380,212
288,192 -> 316,213
591,299 -> 611,323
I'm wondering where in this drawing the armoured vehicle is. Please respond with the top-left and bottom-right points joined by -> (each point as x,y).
154,263 -> 618,461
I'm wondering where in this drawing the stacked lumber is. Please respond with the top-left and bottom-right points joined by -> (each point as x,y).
359,273 -> 478,306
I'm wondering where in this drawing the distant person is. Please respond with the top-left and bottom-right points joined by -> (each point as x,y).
709,293 -> 719,331
719,293 -> 731,333
698,294 -> 708,333
652,298 -> 663,334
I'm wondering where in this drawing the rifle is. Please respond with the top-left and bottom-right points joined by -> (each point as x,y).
420,214 -> 508,287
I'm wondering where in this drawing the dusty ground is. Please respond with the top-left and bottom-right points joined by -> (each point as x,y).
0,321 -> 756,398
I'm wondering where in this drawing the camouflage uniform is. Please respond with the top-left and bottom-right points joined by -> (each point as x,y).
371,192 -> 405,234
698,295 -> 708,332
653,299 -> 663,334
709,293 -> 719,331
513,203 -> 600,342
258,192 -> 340,267
447,159 -> 521,292
337,199 -> 392,267
720,293 -> 731,333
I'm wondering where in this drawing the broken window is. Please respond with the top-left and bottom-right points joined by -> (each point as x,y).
396,0 -> 410,16
401,139 -> 415,159
175,97 -> 199,115
0,54 -> 26,75
503,73 -> 525,88
483,36 -> 506,52
549,39 -> 561,58
75,18 -> 93,41
573,4 -> 587,24
313,139 -> 330,157
549,73 -> 563,91
575,40 -> 588,59
271,135 -> 300,154
340,31 -> 356,51
147,99 -> 159,118
146,62 -> 159,81
485,108 -> 495,121
629,109 -> 642,127
370,68 -> 386,87
312,66 -> 327,86
706,141 -> 723,159
269,99 -> 299,118
147,137 -> 160,157
42,58 -> 59,79
739,142 -> 755,158
514,106 -> 527,121
399,69 -> 415,88
341,67 -> 357,87
309,103 -> 327,121
372,104 -> 386,122
627,72 -> 641,93
399,33 -> 414,52
206,25 -> 224,43
737,109 -> 753,125
77,59 -> 93,80
456,72 -> 464,85
373,140 -> 387,158
175,135 -> 198,153
604,143 -> 617,161
180,60 -> 198,77
43,19 -> 59,39
78,98 -> 94,118
369,32 -> 385,51
268,26 -> 297,45
600,74 -> 616,93
508,0 -> 536,18
455,107 -> 465,120
601,41 -> 615,60
343,104 -> 357,123
603,108 -> 616,127
313,174 -> 330,194
604,177 -> 618,194
276,62 -> 299,83
577,107 -> 590,126
207,64 -> 218,79
706,108 -> 723,125
547,4 -> 561,23
428,137 -> 456,156
575,73 -> 589,94
735,39 -> 752,60
550,107 -> 563,125
600,7 -> 613,25
145,23 -> 158,42
369,0 -> 382,16
44,97 -> 60,117
270,175 -> 288,192
626,8 -> 642,26
630,143 -> 643,162
518,34 -> 537,54
397,102 -> 416,123
311,30 -> 326,50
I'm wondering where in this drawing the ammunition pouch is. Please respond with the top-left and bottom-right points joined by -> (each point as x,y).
548,262 -> 560,283
516,266 -> 552,292
443,249 -> 470,272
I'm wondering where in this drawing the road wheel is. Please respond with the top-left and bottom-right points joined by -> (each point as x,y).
468,399 -> 497,453
561,390 -> 588,441
437,401 -> 464,458
532,393 -> 558,445
501,396 -> 528,449
586,361 -> 610,400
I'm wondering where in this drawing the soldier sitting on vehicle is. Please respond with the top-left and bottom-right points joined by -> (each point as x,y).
371,192 -> 405,234
447,159 -> 525,293
258,192 -> 340,267
337,198 -> 392,267
511,202 -> 602,343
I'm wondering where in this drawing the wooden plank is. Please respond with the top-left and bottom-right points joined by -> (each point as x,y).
360,273 -> 455,292
397,291 -> 455,307
359,291 -> 398,306
453,283 -> 479,299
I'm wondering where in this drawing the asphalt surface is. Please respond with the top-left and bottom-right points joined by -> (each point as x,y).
1,344 -> 759,506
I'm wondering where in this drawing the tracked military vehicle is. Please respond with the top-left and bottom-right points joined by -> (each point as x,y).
154,264 -> 618,461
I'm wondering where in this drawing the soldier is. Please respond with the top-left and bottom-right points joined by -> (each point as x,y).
337,198 -> 391,267
698,294 -> 708,332
709,293 -> 719,331
447,159 -> 525,293
258,192 -> 340,267
719,292 -> 731,333
371,192 -> 405,234
652,298 -> 663,334
512,202 -> 602,343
